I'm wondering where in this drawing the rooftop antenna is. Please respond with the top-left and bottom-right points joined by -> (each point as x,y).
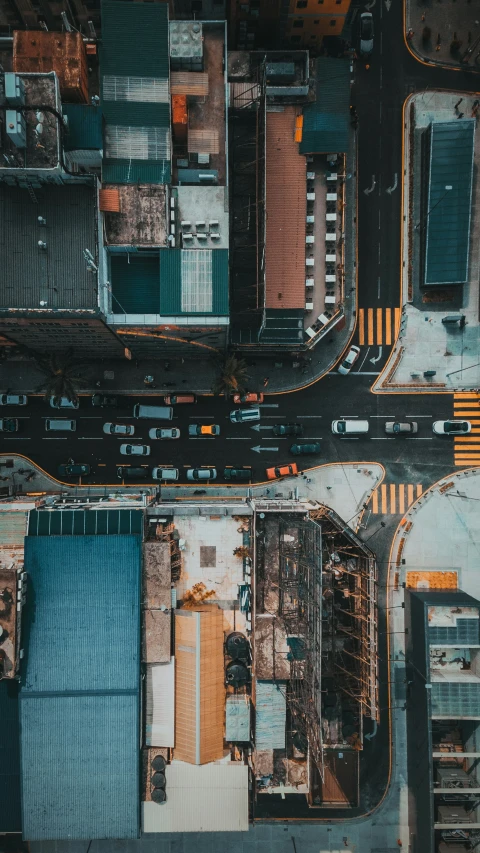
39,300 -> 48,306
61,11 -> 73,32
87,20 -> 97,37
38,240 -> 47,250
37,216 -> 46,226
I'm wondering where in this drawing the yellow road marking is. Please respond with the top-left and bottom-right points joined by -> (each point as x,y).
359,308 -> 365,346
372,489 -> 378,513
416,484 -> 423,498
385,308 -> 392,345
454,392 -> 480,399
398,484 -> 405,515
407,484 -> 414,505
377,308 -> 383,345
368,309 -> 374,345
394,307 -> 401,336
390,483 -> 396,514
381,484 -> 387,514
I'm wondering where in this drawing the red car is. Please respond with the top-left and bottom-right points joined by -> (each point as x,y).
233,392 -> 264,404
266,463 -> 298,480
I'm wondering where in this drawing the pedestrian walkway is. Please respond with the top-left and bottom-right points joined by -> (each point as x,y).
358,307 -> 401,346
406,0 -> 480,72
371,481 -> 423,514
453,392 -> 480,465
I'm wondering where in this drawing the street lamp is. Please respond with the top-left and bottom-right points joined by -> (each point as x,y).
414,184 -> 452,231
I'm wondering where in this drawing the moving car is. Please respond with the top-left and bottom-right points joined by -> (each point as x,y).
433,420 -> 471,435
188,424 -> 220,436
359,12 -> 374,55
163,394 -> 196,405
232,392 -> 264,404
230,408 -> 261,423
50,396 -> 79,409
103,423 -> 135,435
133,404 -> 173,420
92,394 -> 118,407
332,419 -> 369,435
0,418 -> 18,432
152,467 -> 179,481
0,394 -> 27,406
58,463 -> 90,477
149,427 -> 180,440
272,423 -> 303,437
290,442 -> 321,455
119,443 -> 151,456
117,466 -> 149,480
266,463 -> 298,480
385,421 -> 418,435
224,467 -> 252,481
338,344 -> 361,375
186,467 -> 217,481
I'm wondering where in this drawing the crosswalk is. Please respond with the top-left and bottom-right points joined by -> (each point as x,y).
371,483 -> 424,515
358,307 -> 401,346
453,392 -> 480,466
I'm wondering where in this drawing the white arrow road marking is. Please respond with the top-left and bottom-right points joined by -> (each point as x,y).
259,403 -> 279,408
364,176 -> 376,195
251,424 -> 274,431
251,445 -> 279,453
386,173 -> 398,194
370,346 -> 383,364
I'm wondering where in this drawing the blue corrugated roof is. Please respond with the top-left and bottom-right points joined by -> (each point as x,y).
160,249 -> 229,315
300,58 -> 351,155
255,681 -> 286,750
63,105 -> 103,151
226,696 -> 250,742
20,533 -> 142,840
111,254 -> 160,314
0,681 -> 21,833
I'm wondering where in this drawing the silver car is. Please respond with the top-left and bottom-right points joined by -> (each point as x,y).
149,427 -> 181,439
359,12 -> 374,55
186,467 -> 217,481
152,467 -> 179,481
0,394 -> 28,406
103,423 -> 135,435
385,422 -> 418,435
119,443 -> 151,456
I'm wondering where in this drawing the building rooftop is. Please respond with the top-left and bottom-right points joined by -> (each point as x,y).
0,183 -> 98,310
300,58 -> 351,155
176,186 -> 229,250
104,185 -> 168,247
0,73 -> 60,173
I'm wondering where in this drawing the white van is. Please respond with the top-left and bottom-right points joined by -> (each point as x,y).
133,404 -> 173,420
230,407 -> 261,423
45,419 -> 76,432
331,419 -> 369,435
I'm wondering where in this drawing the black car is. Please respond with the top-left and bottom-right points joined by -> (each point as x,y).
289,442 -> 321,456
116,466 -> 149,480
58,463 -> 91,477
92,394 -> 118,407
0,418 -> 18,432
272,423 -> 304,437
224,467 -> 252,481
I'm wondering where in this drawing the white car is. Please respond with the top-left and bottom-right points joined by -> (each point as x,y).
103,423 -> 135,436
152,467 -> 179,481
119,443 -> 151,456
338,345 -> 361,375
186,467 -> 217,481
433,420 -> 471,435
149,428 -> 181,440
0,394 -> 28,406
50,396 -> 79,409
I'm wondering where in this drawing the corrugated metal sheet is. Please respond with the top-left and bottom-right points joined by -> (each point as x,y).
111,254 -> 160,314
226,695 -> 250,742
63,104 -> 103,151
171,72 -> 209,96
102,160 -> 171,185
28,508 -> 143,536
255,681 -> 286,750
188,129 -> 220,154
146,659 -> 175,747
101,1 -> 169,78
142,761 -> 249,832
160,249 -> 229,316
0,510 -> 27,546
20,533 -> 142,840
300,58 -> 351,155
0,681 -> 21,833
265,108 -> 306,310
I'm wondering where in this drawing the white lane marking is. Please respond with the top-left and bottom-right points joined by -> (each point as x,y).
226,437 -> 254,440
78,437 -> 104,440
259,404 -> 279,408
337,437 -> 359,440
340,415 -> 358,418
261,415 -> 286,419
2,437 -> 31,439
298,415 -> 323,418
358,347 -> 371,372
405,415 -> 433,418
377,277 -> 381,299
405,437 -> 433,440
371,437 -> 395,440
371,415 -> 396,418
42,437 -> 67,439
79,416 -> 103,419
356,372 -> 381,375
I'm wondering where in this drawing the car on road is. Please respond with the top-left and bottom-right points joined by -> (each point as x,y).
103,422 -> 135,436
186,467 -> 217,481
232,392 -> 264,404
433,420 -> 471,435
152,467 -> 179,481
163,394 -> 196,405
149,427 -> 180,440
50,396 -> 79,409
119,443 -> 151,456
58,463 -> 90,477
230,407 -> 261,423
224,467 -> 252,481
385,421 -> 418,435
92,394 -> 118,407
332,419 -> 369,435
290,442 -> 321,455
338,344 -> 361,375
189,424 -> 220,436
0,418 -> 18,432
266,463 -> 298,480
0,394 -> 27,406
272,423 -> 303,437
117,466 -> 149,480
359,12 -> 374,55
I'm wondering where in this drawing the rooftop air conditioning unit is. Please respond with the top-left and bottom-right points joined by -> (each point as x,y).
181,220 -> 191,229
198,173 -> 216,184
182,233 -> 194,242
210,232 -> 220,240
196,233 -> 207,241
196,220 -> 206,228
6,110 -> 26,149
209,220 -> 219,229
5,73 -> 25,107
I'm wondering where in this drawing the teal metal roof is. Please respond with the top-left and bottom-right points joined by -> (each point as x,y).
255,681 -> 286,750
111,254 -> 160,314
424,120 -> 474,286
160,249 -> 229,315
100,1 -> 169,78
300,58 -> 351,155
28,508 -> 143,536
63,104 -> 103,151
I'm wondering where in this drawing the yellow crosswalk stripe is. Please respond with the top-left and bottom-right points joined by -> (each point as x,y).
390,483 -> 396,514
453,402 -> 480,408
368,309 -> 374,346
357,307 -> 401,347
372,489 -> 378,514
376,308 -> 382,345
394,307 -> 401,336
371,483 -> 423,515
381,484 -> 387,514
454,392 -> 480,399
452,412 -> 480,418
358,308 -> 365,346
407,484 -> 414,505
398,484 -> 405,515
385,308 -> 392,346
416,484 -> 423,498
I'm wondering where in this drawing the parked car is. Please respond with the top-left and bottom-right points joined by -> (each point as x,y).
332,419 -> 369,435
116,466 -> 149,480
272,423 -> 303,437
58,463 -> 90,477
232,392 -> 264,404
359,12 -> 374,55
188,424 -> 220,436
266,463 -> 298,480
49,396 -> 79,409
338,344 -> 361,375
119,443 -> 151,456
385,421 -> 418,435
0,394 -> 27,406
0,418 -> 18,432
224,467 -> 252,481
103,422 -> 135,436
163,394 -> 196,405
433,420 -> 471,435
148,427 -> 180,440
290,442 -> 321,455
186,467 -> 217,481
230,408 -> 261,423
152,467 -> 179,481
92,393 -> 118,407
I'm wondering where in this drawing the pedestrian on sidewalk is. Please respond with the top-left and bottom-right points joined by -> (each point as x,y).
263,377 -> 269,387
421,12 -> 425,22
407,28 -> 414,40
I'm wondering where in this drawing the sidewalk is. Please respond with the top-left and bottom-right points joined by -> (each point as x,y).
406,0 -> 480,71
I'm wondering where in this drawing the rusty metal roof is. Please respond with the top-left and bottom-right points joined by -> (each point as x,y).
265,108 -> 306,310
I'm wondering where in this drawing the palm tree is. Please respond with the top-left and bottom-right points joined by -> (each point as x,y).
33,348 -> 87,405
212,354 -> 249,397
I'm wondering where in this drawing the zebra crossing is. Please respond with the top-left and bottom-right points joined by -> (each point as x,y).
357,307 -> 401,346
453,392 -> 480,467
371,483 -> 424,515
